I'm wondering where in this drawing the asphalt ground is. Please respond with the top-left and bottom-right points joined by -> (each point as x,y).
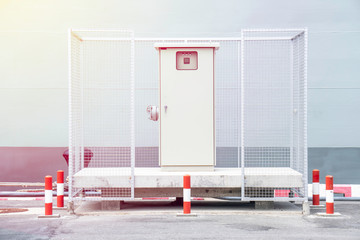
0,198 -> 359,239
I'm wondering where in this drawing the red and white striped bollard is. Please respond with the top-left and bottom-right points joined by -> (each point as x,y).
38,175 -> 60,218
326,175 -> 334,214
57,170 -> 64,208
45,175 -> 53,216
183,175 -> 191,214
312,169 -> 320,205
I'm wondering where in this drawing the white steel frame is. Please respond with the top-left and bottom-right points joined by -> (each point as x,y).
68,28 -> 308,204
68,29 -> 136,203
241,29 -> 308,201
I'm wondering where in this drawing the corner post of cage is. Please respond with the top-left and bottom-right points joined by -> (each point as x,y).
291,32 -> 303,174
289,36 -> 294,170
213,41 -> 217,168
303,28 -> 308,201
237,39 -> 241,169
68,28 -> 73,203
130,30 -> 135,200
240,30 -> 246,201
80,34 -> 84,171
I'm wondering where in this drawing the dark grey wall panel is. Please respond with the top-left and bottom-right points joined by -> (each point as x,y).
308,148 -> 360,184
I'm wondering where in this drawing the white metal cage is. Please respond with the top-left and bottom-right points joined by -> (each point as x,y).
69,29 -> 135,202
241,29 -> 307,200
69,29 -> 307,205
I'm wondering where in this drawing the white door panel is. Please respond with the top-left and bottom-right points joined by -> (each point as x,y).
160,48 -> 214,166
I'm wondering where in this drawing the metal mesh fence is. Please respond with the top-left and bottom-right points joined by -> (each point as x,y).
69,29 -> 307,204
241,29 -> 307,200
213,40 -> 241,168
134,40 -> 159,168
69,30 -> 135,202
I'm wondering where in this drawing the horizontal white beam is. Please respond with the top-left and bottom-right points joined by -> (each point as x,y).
242,28 -> 306,32
79,37 -> 292,41
71,28 -> 134,33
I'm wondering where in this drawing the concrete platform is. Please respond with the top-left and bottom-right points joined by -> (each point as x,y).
73,167 -> 303,190
38,214 -> 60,218
316,212 -> 342,217
310,204 -> 325,208
176,213 -> 198,217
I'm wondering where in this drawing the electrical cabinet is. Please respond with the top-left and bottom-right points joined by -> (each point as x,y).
155,43 -> 219,171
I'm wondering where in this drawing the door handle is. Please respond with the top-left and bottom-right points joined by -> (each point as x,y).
164,105 -> 168,113
146,105 -> 159,121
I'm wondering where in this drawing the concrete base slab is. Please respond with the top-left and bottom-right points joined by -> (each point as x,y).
67,202 -> 75,214
310,205 -> 325,208
73,167 -> 303,189
316,212 -> 342,217
53,207 -> 67,210
176,213 -> 198,217
255,201 -> 274,210
101,201 -> 121,211
302,201 -> 310,215
38,214 -> 60,218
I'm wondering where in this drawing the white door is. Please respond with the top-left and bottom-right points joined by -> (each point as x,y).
160,47 -> 214,167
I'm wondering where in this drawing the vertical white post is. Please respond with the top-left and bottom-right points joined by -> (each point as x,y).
237,40 -> 241,169
240,30 -> 245,200
297,34 -> 301,173
80,39 -> 84,171
130,31 -> 135,200
289,40 -> 294,169
68,28 -> 73,204
303,29 -> 308,202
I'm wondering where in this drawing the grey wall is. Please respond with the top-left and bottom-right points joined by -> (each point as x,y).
308,148 -> 360,184
0,0 -> 359,182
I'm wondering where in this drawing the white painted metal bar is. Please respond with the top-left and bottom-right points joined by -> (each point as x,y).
242,28 -> 306,32
289,40 -> 294,169
291,31 -> 306,40
72,29 -> 138,32
240,30 -> 246,200
130,31 -> 135,200
303,29 -> 309,201
80,37 -> 292,41
242,197 -> 306,202
296,35 -> 301,173
80,42 -> 84,171
71,32 -> 82,42
75,197 -> 134,201
237,41 -> 241,169
68,28 -> 73,203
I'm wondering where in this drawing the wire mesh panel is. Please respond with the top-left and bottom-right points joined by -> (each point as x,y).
213,40 -> 241,168
291,30 -> 308,200
134,40 -> 159,168
69,30 -> 135,202
241,29 -> 307,201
